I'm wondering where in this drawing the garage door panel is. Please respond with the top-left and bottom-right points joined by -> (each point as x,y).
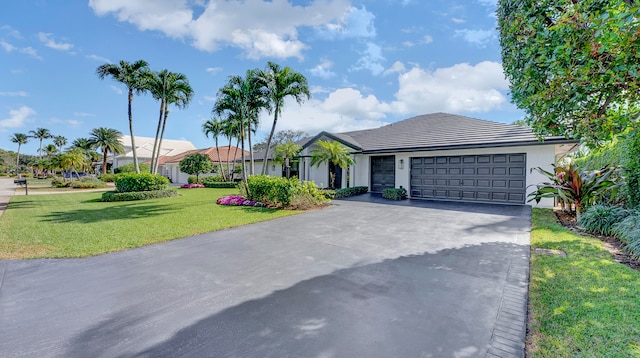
410,153 -> 526,204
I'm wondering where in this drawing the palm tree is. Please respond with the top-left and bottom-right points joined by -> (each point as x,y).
88,127 -> 125,175
29,127 -> 52,158
274,141 -> 302,178
60,149 -> 87,180
257,61 -> 310,175
10,133 -> 29,175
310,140 -> 355,189
202,118 -> 228,181
71,137 -> 98,172
144,69 -> 194,174
53,135 -> 67,152
96,59 -> 149,174
44,144 -> 57,158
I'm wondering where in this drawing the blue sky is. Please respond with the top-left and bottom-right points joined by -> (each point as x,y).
1,0 -> 524,155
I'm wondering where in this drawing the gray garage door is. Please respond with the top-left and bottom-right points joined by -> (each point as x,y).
371,155 -> 395,192
410,154 -> 526,204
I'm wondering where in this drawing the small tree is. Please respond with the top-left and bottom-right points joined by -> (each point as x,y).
274,141 -> 302,178
179,153 -> 214,184
310,140 -> 355,189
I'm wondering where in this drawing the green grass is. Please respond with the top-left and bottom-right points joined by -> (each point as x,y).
528,208 -> 640,357
0,188 -> 299,259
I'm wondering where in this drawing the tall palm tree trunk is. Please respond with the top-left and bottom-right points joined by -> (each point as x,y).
16,145 -> 21,175
232,139 -> 240,180
214,138 -> 226,181
102,148 -> 109,175
261,107 -> 280,175
248,121 -> 254,175
154,103 -> 170,175
128,88 -> 140,174
150,99 -> 165,175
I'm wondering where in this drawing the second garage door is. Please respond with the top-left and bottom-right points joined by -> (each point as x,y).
410,154 -> 526,204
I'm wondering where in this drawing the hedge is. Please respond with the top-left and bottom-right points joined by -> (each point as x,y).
382,187 -> 407,200
333,186 -> 369,198
203,182 -> 237,188
101,189 -> 179,202
114,173 -> 169,193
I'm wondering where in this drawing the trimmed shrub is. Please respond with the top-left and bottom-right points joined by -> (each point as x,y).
241,175 -> 298,208
98,174 -> 116,182
289,181 -> 330,210
578,204 -> 629,236
101,189 -> 178,202
612,211 -> 640,258
70,180 -> 107,189
51,177 -> 70,188
333,186 -> 369,198
113,163 -> 150,174
203,182 -> 237,188
114,173 -> 170,193
202,175 -> 224,184
382,187 -> 407,200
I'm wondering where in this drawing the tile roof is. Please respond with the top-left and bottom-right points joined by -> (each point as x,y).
154,146 -> 249,165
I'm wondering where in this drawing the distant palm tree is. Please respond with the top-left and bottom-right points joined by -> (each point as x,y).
274,141 -> 302,178
44,144 -> 57,157
61,150 -> 86,180
88,127 -> 125,175
96,59 -> 149,174
202,118 -> 227,181
29,127 -> 52,158
144,69 -> 193,174
71,137 -> 98,172
53,135 -> 67,152
310,140 -> 355,189
10,133 -> 29,174
257,61 -> 310,175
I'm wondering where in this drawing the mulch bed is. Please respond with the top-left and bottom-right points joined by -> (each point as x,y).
554,210 -> 640,271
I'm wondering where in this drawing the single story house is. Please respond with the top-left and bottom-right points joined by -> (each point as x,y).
253,113 -> 578,208
155,146 -> 248,184
113,136 -> 197,169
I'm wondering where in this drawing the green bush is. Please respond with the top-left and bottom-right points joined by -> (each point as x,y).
114,173 -> 169,193
202,175 -> 224,184
101,189 -> 179,202
578,204 -> 629,236
113,163 -> 150,174
240,175 -> 298,208
69,180 -> 107,189
98,174 -> 116,182
612,211 -> 640,258
382,187 -> 407,200
188,176 -> 200,184
203,182 -> 237,188
51,177 -> 70,188
333,186 -> 369,198
289,181 -> 330,209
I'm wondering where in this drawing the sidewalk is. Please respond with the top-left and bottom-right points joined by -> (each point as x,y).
0,178 -> 17,218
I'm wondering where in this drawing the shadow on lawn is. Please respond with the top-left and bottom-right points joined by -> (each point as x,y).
39,203 -> 179,223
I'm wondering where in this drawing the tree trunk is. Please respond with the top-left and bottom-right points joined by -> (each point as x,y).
214,138 -> 226,181
128,88 -> 140,174
248,121 -> 254,175
154,103 -> 170,175
102,148 -> 108,175
150,99 -> 165,175
261,107 -> 280,175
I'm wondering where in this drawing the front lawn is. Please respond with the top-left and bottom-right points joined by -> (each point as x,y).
0,188 -> 299,259
528,208 -> 640,357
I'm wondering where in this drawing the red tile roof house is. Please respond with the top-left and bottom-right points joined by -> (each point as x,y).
153,146 -> 249,184
251,113 -> 578,208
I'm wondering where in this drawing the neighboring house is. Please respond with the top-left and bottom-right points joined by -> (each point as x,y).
113,136 -> 197,169
254,113 -> 578,208
155,146 -> 248,184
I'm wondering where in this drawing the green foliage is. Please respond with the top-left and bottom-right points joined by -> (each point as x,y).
497,0 -> 640,146
98,174 -> 116,182
625,128 -> 640,207
288,181 -> 330,210
179,154 -> 214,183
242,175 -> 298,208
578,204 -> 629,236
333,186 -> 369,198
101,189 -> 178,202
114,173 -> 169,193
310,140 -> 355,189
69,180 -> 107,189
114,163 -> 150,174
528,163 -> 618,214
51,177 -> 70,188
382,187 -> 407,200
203,182 -> 237,189
612,211 -> 640,258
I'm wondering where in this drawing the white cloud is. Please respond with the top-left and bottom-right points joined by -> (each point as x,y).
394,61 -> 509,113
206,67 -> 222,75
0,40 -> 16,52
38,32 -> 74,51
0,106 -> 36,131
66,119 -> 83,127
351,42 -> 385,76
384,61 -> 407,76
455,29 -> 496,47
19,47 -> 42,60
310,59 -> 336,79
0,91 -> 28,97
423,34 -> 433,44
89,0 -> 351,60
402,41 -> 414,48
451,17 -> 466,24
86,54 -> 111,63
203,95 -> 216,102
1,25 -> 22,39
73,112 -> 95,117
316,5 -> 376,39
323,88 -> 392,120
109,85 -> 123,95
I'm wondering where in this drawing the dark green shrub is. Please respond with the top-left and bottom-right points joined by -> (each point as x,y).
333,186 -> 369,198
101,189 -> 179,202
51,177 -> 70,188
203,182 -> 237,188
202,175 -> 224,184
188,176 -> 200,184
289,181 -> 330,209
578,204 -> 629,236
612,211 -> 640,258
114,173 -> 169,193
98,174 -> 116,182
382,187 -> 407,200
113,163 -> 150,174
70,180 -> 107,189
241,175 -> 298,208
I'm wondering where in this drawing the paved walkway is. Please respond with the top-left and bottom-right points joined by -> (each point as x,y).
0,178 -> 17,218
0,197 -> 530,358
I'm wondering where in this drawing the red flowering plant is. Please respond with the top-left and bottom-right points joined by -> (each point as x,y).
216,195 -> 264,207
180,183 -> 204,189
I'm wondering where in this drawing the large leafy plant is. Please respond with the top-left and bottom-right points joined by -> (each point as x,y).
528,163 -> 618,219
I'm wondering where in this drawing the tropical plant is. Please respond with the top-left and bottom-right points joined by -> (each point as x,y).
28,127 -> 52,157
60,150 -> 87,180
202,118 -> 228,181
257,61 -> 311,175
310,140 -> 355,189
497,0 -> 640,146
144,69 -> 194,174
71,137 -> 99,171
114,162 -> 150,174
53,135 -> 67,152
96,59 -> 150,173
44,144 -> 57,158
10,133 -> 29,174
528,163 -> 619,220
179,153 -> 214,184
578,204 -> 629,236
612,211 -> 640,258
114,172 -> 169,193
88,127 -> 125,175
274,141 -> 302,178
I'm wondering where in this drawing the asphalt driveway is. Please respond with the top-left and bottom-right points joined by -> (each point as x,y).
0,197 -> 531,358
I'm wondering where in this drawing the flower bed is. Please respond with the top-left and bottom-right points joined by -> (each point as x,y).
216,195 -> 264,207
180,183 -> 205,189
